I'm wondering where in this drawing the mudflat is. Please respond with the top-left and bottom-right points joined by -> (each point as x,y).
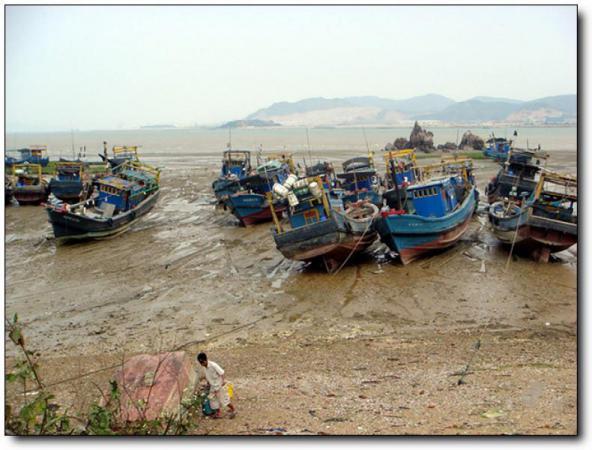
4,149 -> 577,435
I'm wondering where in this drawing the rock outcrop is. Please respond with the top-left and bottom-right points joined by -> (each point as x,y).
408,121 -> 435,152
459,131 -> 485,150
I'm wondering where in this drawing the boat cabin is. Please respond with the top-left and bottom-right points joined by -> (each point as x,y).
96,176 -> 147,213
12,164 -> 43,186
221,150 -> 251,178
407,178 -> 459,218
6,146 -> 49,166
55,162 -> 83,181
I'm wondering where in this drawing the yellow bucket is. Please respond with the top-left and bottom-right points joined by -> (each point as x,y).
226,382 -> 234,399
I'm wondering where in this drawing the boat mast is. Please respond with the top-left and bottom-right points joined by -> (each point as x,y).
306,128 -> 313,167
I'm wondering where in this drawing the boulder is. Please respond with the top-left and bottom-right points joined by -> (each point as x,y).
459,131 -> 485,150
393,137 -> 410,150
106,351 -> 196,422
437,142 -> 458,152
408,121 -> 435,152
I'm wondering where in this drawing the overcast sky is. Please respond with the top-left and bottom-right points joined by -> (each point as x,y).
5,5 -> 577,132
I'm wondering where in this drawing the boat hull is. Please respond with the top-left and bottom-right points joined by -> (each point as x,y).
225,193 -> 285,226
488,205 -> 577,261
49,180 -> 85,202
273,215 -> 377,271
374,186 -> 477,265
47,190 -> 160,241
13,186 -> 48,205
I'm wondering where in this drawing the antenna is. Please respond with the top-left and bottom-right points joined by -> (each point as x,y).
71,129 -> 75,160
228,125 -> 232,150
362,127 -> 370,153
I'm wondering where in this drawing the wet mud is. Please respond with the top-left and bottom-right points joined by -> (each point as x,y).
4,150 -> 577,435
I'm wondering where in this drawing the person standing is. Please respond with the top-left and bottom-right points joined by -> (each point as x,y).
196,352 -> 236,419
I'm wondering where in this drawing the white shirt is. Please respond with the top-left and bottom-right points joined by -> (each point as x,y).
200,361 -> 225,391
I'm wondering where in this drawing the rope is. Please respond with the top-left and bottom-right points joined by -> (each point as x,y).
330,214 -> 374,276
504,208 -> 523,272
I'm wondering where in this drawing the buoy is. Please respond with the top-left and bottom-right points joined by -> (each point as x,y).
308,181 -> 322,198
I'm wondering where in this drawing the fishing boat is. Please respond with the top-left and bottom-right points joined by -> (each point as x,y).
10,164 -> 49,205
488,171 -> 577,262
305,161 -> 334,178
48,161 -> 90,203
335,155 -> 382,206
269,175 -> 379,273
5,146 -> 50,167
46,160 -> 160,241
98,143 -> 141,168
212,150 -> 252,203
374,158 -> 478,265
485,148 -> 548,204
483,137 -> 512,161
223,157 -> 291,226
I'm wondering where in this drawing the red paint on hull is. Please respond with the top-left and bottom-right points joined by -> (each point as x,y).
292,232 -> 377,272
398,211 -> 473,265
240,205 -> 286,227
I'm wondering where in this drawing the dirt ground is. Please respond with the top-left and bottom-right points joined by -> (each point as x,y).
4,149 -> 577,435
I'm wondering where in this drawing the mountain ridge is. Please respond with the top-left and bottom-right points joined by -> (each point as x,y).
241,94 -> 576,127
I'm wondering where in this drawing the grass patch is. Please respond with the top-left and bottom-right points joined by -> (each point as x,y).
415,150 -> 486,160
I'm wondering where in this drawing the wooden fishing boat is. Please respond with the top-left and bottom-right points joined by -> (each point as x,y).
335,154 -> 382,206
488,171 -> 577,262
374,158 -> 478,265
483,137 -> 512,161
212,150 -> 252,203
5,145 -> 50,167
485,149 -> 549,204
270,175 -> 379,272
48,161 -> 90,203
224,156 -> 292,226
11,164 -> 49,205
46,161 -> 160,241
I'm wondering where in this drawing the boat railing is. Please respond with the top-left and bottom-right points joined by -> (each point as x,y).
12,163 -> 43,179
114,160 -> 161,184
383,149 -> 417,175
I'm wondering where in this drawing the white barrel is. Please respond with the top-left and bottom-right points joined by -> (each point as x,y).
287,192 -> 299,207
273,183 -> 289,198
293,178 -> 309,190
308,181 -> 322,198
282,174 -> 298,190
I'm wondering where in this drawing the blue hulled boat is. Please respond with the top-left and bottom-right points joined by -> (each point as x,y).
488,171 -> 577,262
270,175 -> 379,272
46,160 -> 160,241
374,158 -> 478,265
483,137 -> 512,161
224,155 -> 292,226
5,146 -> 50,167
49,161 -> 90,203
335,155 -> 382,207
484,148 -> 548,204
10,163 -> 49,205
212,150 -> 252,203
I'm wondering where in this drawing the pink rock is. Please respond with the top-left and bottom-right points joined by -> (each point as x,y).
109,351 -> 196,422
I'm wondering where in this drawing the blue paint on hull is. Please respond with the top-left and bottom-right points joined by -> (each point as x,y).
375,186 -> 477,264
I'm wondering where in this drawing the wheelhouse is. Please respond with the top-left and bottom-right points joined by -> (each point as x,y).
407,178 -> 459,218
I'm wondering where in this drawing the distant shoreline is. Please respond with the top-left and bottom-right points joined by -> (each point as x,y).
6,123 -> 577,134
